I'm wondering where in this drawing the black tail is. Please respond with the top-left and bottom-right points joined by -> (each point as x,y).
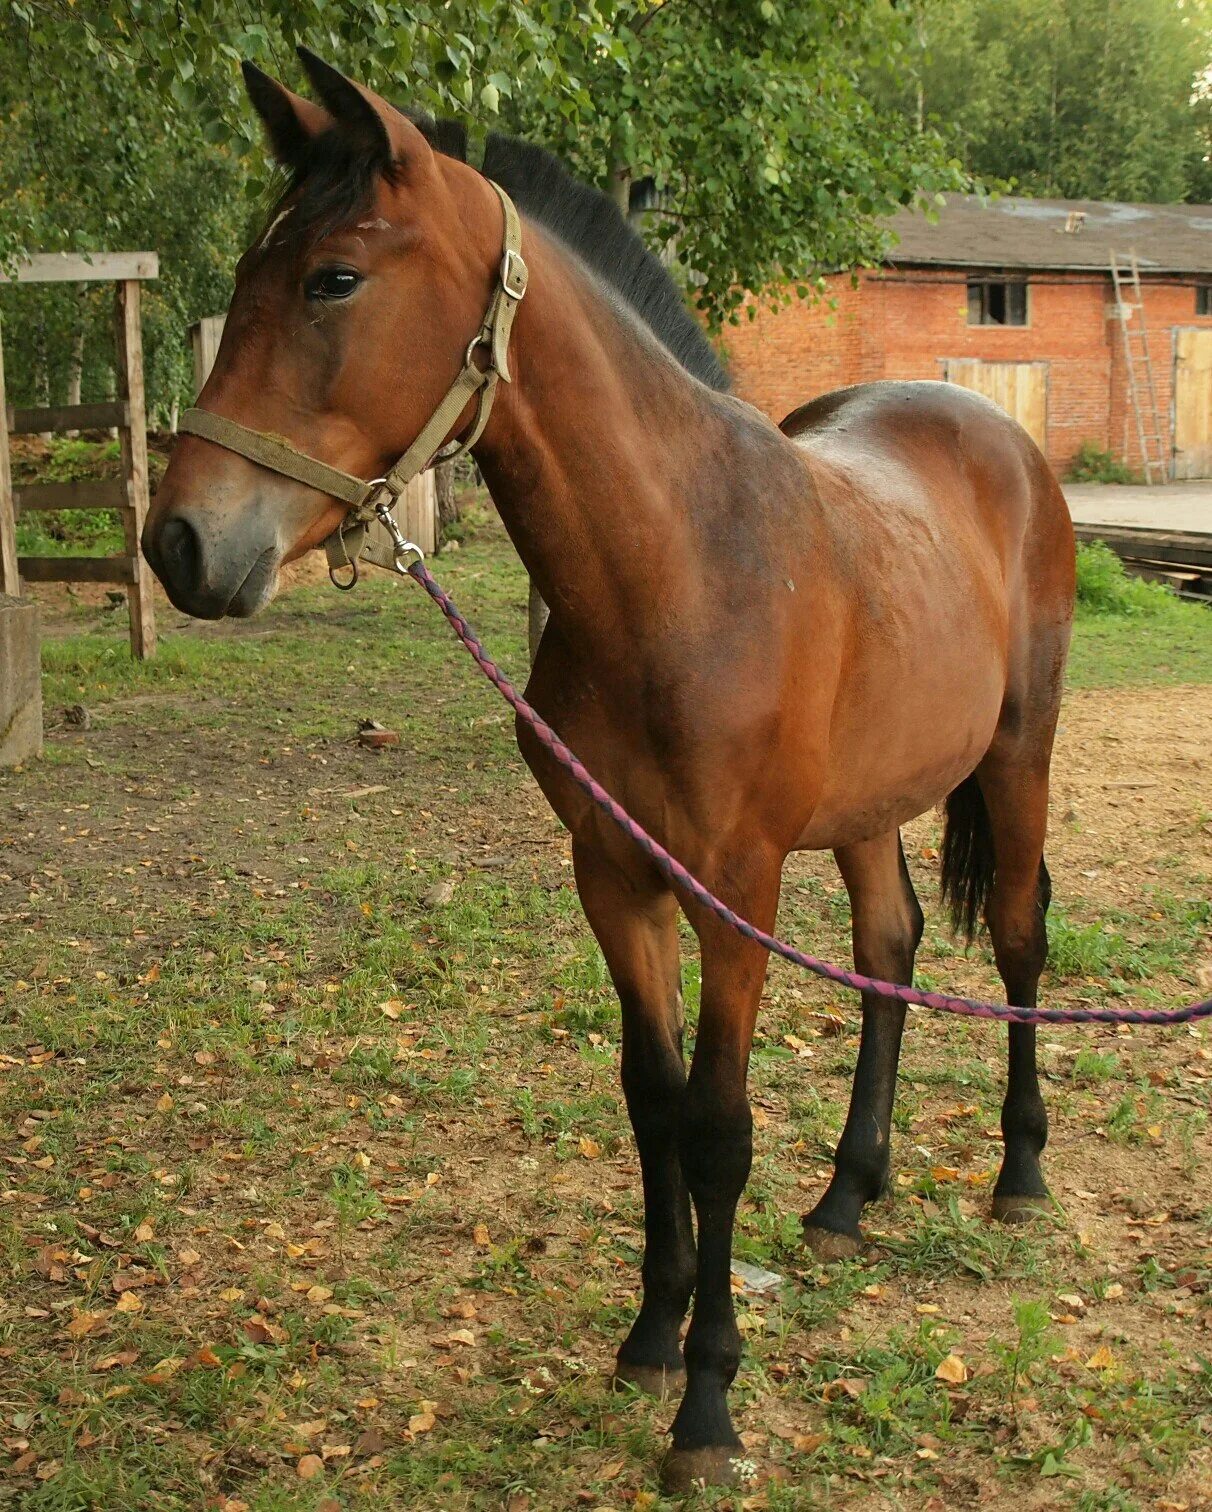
940,773 -> 996,942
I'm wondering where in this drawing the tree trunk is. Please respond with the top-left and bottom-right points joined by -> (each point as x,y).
435,458 -> 458,543
608,159 -> 631,216
528,581 -> 549,665
65,301 -> 85,437
35,320 -> 52,443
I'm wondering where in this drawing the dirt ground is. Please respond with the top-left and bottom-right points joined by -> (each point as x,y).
2,533 -> 1211,1511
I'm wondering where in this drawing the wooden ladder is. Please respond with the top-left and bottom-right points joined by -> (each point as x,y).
1109,249 -> 1169,484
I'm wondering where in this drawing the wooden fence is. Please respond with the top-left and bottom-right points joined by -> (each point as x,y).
0,252 -> 159,658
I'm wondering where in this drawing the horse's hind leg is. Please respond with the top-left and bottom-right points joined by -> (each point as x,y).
803,830 -> 923,1258
974,747 -> 1055,1220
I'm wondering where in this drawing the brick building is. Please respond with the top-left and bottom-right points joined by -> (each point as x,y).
723,194 -> 1212,480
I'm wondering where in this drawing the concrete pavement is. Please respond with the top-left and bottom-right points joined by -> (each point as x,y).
1063,481 -> 1212,536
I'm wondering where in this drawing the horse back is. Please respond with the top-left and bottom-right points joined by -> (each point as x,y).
779,380 -> 1073,608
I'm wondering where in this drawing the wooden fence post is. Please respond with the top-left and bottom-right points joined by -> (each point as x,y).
400,472 -> 438,557
114,280 -> 156,659
190,315 -> 226,396
0,320 -> 18,597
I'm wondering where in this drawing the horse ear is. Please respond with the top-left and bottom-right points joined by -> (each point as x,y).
241,61 -> 332,170
295,48 -> 395,169
296,48 -> 428,173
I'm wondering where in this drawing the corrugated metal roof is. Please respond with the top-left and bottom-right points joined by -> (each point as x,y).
886,193 -> 1212,274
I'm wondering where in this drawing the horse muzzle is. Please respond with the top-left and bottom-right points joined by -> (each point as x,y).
142,504 -> 281,619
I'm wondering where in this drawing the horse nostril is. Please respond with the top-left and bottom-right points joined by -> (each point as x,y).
158,515 -> 202,593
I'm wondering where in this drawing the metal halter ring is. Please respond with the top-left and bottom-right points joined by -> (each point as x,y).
464,332 -> 493,372
328,558 -> 359,591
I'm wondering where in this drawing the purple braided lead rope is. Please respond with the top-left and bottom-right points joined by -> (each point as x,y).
407,560 -> 1212,1029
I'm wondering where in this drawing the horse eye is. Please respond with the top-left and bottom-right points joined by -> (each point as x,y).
305,267 -> 363,302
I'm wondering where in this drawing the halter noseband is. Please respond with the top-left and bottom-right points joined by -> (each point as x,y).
176,180 -> 528,587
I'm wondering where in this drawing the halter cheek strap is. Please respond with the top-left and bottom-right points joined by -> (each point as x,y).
176,180 -> 527,586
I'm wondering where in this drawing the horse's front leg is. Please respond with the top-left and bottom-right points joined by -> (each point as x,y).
662,851 -> 781,1494
572,840 -> 695,1395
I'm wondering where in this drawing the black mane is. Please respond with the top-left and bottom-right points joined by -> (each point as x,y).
283,112 -> 729,393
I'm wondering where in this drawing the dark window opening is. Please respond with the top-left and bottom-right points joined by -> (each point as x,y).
967,280 -> 1028,326
1197,286 -> 1212,316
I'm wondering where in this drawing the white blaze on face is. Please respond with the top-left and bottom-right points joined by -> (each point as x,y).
258,207 -> 294,252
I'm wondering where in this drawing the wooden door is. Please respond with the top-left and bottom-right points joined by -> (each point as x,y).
942,359 -> 1048,453
1173,328 -> 1212,479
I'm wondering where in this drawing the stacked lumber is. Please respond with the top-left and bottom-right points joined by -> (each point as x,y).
1072,523 -> 1212,602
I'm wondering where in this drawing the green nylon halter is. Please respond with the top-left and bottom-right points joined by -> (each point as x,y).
177,180 -> 528,585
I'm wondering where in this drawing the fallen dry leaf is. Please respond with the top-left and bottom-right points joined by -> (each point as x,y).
296,1453 -> 324,1480
94,1350 -> 139,1371
431,1327 -> 476,1350
65,1311 -> 106,1340
354,1426 -> 389,1456
141,1357 -> 184,1385
934,1354 -> 969,1384
792,1431 -> 827,1453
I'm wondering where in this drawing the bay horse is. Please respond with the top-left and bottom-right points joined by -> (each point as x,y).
142,52 -> 1075,1492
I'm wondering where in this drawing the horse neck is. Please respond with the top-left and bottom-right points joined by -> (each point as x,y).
472,228 -> 736,651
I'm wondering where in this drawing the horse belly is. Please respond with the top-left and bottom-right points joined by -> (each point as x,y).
794,637 -> 1006,851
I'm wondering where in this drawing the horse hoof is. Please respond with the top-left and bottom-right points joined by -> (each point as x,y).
660,1444 -> 746,1494
611,1362 -> 685,1400
991,1192 -> 1052,1224
802,1222 -> 864,1261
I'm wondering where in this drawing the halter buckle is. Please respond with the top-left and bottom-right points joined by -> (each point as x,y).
501,248 -> 528,301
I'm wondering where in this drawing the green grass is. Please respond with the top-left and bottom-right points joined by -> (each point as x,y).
1068,542 -> 1212,687
1067,603 -> 1212,686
